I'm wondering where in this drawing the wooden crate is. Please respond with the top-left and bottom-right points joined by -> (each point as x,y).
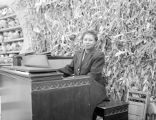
127,90 -> 149,120
146,99 -> 156,120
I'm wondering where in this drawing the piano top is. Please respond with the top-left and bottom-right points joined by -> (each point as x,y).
0,66 -> 91,83
0,66 -> 63,81
1,66 -> 57,73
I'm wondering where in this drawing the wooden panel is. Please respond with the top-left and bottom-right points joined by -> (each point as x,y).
129,114 -> 140,120
32,76 -> 91,120
0,74 -> 32,120
129,102 -> 145,115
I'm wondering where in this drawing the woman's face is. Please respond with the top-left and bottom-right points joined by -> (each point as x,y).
82,33 -> 97,50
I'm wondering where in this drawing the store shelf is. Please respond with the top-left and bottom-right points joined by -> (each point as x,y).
0,64 -> 12,66
0,52 -> 5,55
4,38 -> 24,43
0,26 -> 21,32
0,5 -> 7,9
0,14 -> 16,20
0,51 -> 20,55
6,51 -> 20,54
0,6 -> 23,66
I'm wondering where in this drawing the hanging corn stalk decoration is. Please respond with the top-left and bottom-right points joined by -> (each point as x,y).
8,0 -> 156,100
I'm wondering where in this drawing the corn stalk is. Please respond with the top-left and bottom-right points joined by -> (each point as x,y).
10,0 -> 156,100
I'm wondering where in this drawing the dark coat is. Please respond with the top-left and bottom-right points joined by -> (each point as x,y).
59,49 -> 107,119
59,49 -> 105,85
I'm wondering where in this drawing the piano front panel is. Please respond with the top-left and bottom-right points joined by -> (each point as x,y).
32,76 -> 91,120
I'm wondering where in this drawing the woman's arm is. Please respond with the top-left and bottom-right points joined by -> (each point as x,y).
88,52 -> 105,85
58,55 -> 75,77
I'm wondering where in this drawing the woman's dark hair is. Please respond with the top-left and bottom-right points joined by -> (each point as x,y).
81,30 -> 98,41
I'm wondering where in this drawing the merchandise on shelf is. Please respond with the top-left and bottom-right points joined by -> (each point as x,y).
0,17 -> 20,30
0,46 -> 3,52
8,18 -> 20,28
0,6 -> 24,65
0,55 -> 13,64
8,18 -> 16,27
0,7 -> 14,17
0,34 -> 3,43
19,30 -> 23,37
5,41 -> 23,52
0,19 -> 7,29
3,30 -> 22,42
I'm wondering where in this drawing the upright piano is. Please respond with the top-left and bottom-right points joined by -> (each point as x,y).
0,55 -> 92,120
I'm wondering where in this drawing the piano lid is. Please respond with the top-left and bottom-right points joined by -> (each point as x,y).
1,66 -> 57,73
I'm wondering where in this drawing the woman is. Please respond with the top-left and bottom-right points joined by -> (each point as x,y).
58,30 -> 106,119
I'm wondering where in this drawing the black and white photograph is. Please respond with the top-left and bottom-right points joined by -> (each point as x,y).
0,0 -> 156,120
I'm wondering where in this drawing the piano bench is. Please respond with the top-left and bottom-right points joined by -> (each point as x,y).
93,100 -> 128,120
